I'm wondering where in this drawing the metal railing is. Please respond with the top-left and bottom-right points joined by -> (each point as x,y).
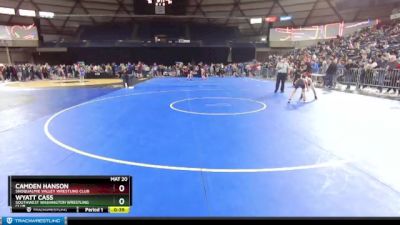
256,67 -> 400,90
336,68 -> 400,90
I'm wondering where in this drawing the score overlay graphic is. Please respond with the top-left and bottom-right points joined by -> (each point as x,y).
8,176 -> 132,214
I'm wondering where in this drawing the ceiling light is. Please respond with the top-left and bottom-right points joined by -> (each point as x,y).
0,7 -> 15,15
250,18 -> 262,24
39,11 -> 54,18
280,16 -> 292,21
19,9 -> 36,17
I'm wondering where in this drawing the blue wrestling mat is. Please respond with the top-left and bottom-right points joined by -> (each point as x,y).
1,77 -> 400,216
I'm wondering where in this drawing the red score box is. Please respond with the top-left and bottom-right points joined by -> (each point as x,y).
265,16 -> 278,23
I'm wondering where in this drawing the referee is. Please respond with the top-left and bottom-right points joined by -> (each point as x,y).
275,58 -> 289,93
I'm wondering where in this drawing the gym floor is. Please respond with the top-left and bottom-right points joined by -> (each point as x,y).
1,77 -> 400,217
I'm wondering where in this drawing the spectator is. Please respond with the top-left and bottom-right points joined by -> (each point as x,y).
325,58 -> 337,88
0,64 -> 4,82
344,59 -> 357,90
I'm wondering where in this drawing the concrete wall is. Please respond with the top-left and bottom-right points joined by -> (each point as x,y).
269,40 -> 320,48
255,47 -> 294,62
0,48 -> 35,64
42,34 -> 76,42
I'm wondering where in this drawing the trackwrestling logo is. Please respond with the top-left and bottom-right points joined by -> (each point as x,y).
1,217 -> 65,225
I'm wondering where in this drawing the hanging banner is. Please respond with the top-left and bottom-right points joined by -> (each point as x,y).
270,20 -> 376,42
0,24 -> 38,47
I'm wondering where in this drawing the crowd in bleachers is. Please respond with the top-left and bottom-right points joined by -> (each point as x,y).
290,22 -> 400,65
261,21 -> 400,95
0,61 -> 265,82
0,63 -> 86,81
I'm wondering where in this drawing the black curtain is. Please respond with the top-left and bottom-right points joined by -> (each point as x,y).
231,47 -> 256,62
33,47 -> 256,65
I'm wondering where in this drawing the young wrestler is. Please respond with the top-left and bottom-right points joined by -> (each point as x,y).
300,75 -> 318,100
288,74 -> 308,103
301,59 -> 318,100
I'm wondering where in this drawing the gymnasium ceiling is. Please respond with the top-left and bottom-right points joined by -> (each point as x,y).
0,0 -> 398,36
